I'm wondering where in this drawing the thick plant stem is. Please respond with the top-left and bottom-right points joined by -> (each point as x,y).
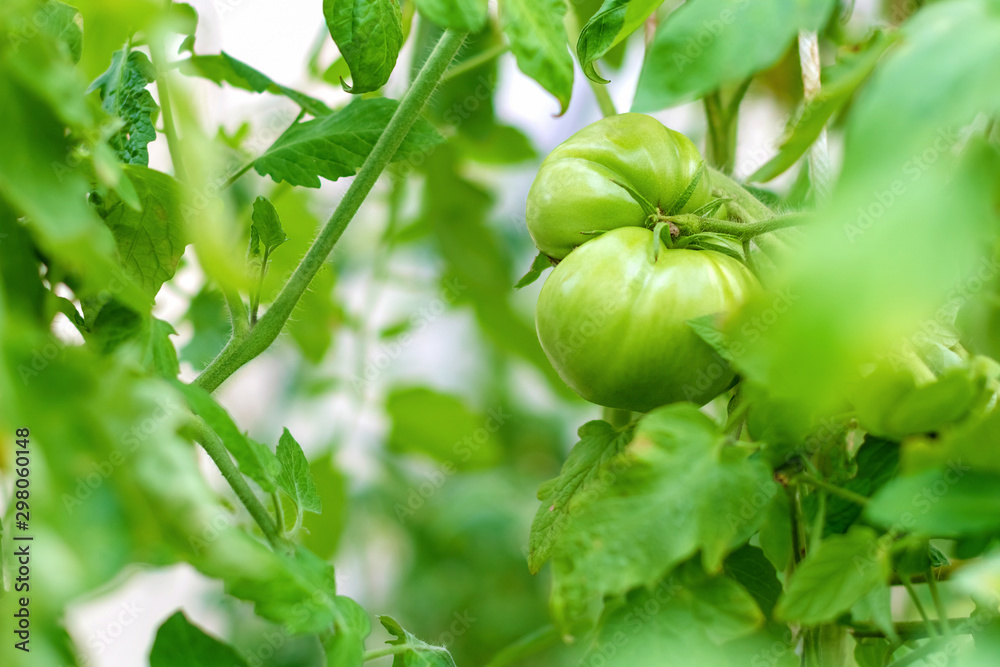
184,417 -> 283,548
150,37 -> 187,183
195,29 -> 468,393
704,91 -> 737,173
708,167 -> 775,223
666,213 -> 804,240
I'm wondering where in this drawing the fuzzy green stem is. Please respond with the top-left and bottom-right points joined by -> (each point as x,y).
926,570 -> 953,637
194,29 -> 467,393
362,644 -> 425,661
222,288 -> 250,340
666,213 -> 804,240
900,573 -> 940,639
796,473 -> 870,507
602,407 -> 633,428
708,167 -> 775,223
271,491 -> 285,535
704,91 -> 737,173
442,42 -> 509,82
183,417 -> 282,548
149,37 -> 187,183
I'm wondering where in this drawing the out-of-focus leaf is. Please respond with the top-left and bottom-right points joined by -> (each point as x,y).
455,124 -> 537,164
378,616 -> 457,667
323,0 -> 403,93
759,489 -> 793,573
385,387 -> 502,469
633,0 -> 836,111
323,597 -> 371,667
499,0 -> 574,115
150,611 -> 249,667
0,64 -> 148,313
43,0 -> 84,64
578,0 -> 661,83
866,468 -> 1000,538
181,52 -> 333,117
277,428 -> 322,514
302,452 -> 348,559
254,98 -> 444,188
775,527 -> 890,624
173,381 -> 281,492
87,48 -> 159,165
181,287 -> 232,370
750,31 -> 896,183
95,165 -> 187,299
413,0 -> 487,32
544,405 -> 777,633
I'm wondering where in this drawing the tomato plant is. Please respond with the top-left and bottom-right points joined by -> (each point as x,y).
3,1 -> 1000,667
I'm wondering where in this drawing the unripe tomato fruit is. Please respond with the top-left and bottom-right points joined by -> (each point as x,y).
536,227 -> 758,412
526,113 -> 712,260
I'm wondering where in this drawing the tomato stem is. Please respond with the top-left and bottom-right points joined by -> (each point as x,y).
662,212 -> 805,241
193,29 -> 468,393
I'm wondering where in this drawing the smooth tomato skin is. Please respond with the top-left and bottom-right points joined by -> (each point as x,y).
536,227 -> 758,412
526,113 -> 712,259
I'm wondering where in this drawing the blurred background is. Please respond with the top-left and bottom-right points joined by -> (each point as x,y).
27,0 -> 899,665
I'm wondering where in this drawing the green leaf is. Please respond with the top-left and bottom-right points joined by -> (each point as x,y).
0,68 -> 147,313
248,195 -> 287,261
378,616 -> 457,667
758,489 -> 793,573
581,563 -> 768,666
499,0 -> 574,115
95,165 -> 187,299
180,287 -> 231,370
302,452 -> 349,559
87,48 -> 159,165
633,0 -> 836,111
324,597 -> 371,667
527,420 -> 633,573
145,318 -> 181,379
253,98 -> 444,188
865,467 -> 1000,538
324,0 -> 403,94
545,405 -> 777,632
385,387 -> 502,469
578,0 -> 661,83
514,252 -> 552,289
172,381 -> 281,492
823,436 -> 898,536
180,52 -> 333,117
413,0 -> 487,32
750,32 -> 896,183
43,0 -> 84,64
276,428 -> 322,515
775,526 -> 890,624
723,545 -> 783,618
149,611 -> 249,667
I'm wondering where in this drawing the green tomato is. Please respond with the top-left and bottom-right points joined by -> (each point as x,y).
526,113 -> 712,260
536,227 -> 758,412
